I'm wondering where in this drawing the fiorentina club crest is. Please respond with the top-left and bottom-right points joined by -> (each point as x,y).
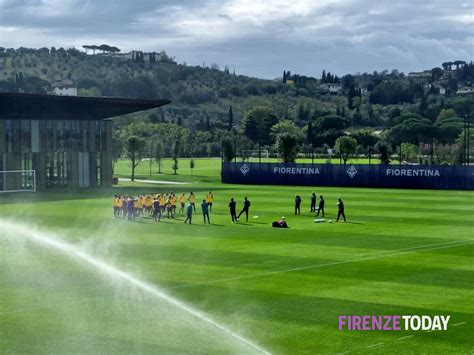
346,165 -> 358,178
240,163 -> 250,176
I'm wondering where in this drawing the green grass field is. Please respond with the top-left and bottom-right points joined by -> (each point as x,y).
0,159 -> 473,354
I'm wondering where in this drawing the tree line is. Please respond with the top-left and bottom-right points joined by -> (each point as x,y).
0,47 -> 472,173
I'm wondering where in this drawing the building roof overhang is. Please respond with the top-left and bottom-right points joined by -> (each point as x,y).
0,92 -> 171,121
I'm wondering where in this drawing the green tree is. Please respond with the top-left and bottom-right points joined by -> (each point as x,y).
228,106 -> 234,131
376,141 -> 391,164
351,129 -> 379,148
347,84 -> 356,110
453,128 -> 474,164
453,60 -> 466,70
436,108 -> 456,122
400,143 -> 420,162
126,136 -> 146,181
312,115 -> 349,147
431,67 -> 443,81
172,157 -> 179,175
82,45 -> 92,53
389,117 -> 434,146
435,117 -> 463,144
270,120 -> 302,141
222,138 -> 234,162
97,44 -> 112,53
334,136 -> 358,164
153,140 -> 163,173
307,120 -> 316,162
276,133 -> 300,163
172,139 -> 180,175
190,159 -> 195,178
242,106 -> 278,161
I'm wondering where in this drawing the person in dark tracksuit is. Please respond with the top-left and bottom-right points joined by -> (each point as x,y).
237,197 -> 251,222
184,203 -> 193,224
294,195 -> 301,215
310,192 -> 316,212
201,199 -> 210,224
336,197 -> 346,222
229,198 -> 237,223
316,195 -> 325,217
152,198 -> 161,222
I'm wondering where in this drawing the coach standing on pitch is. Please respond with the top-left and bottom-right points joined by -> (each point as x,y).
229,198 -> 237,223
310,192 -> 316,212
237,197 -> 251,222
336,197 -> 346,222
316,195 -> 325,217
201,199 -> 210,224
295,195 -> 302,215
184,202 -> 193,224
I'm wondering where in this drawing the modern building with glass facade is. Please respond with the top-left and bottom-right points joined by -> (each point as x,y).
0,92 -> 170,191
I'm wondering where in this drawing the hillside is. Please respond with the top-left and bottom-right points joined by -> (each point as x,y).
0,47 -> 472,163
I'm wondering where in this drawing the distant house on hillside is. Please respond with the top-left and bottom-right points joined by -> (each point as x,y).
440,70 -> 456,81
113,51 -> 167,63
427,84 -> 446,95
456,86 -> 474,95
408,70 -> 431,81
318,83 -> 342,94
53,79 -> 77,96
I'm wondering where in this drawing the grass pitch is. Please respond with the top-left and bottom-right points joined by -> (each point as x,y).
0,159 -> 472,353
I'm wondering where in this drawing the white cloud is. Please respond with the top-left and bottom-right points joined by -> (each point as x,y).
0,0 -> 472,78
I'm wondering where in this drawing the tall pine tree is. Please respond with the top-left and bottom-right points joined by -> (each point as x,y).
348,84 -> 356,110
228,106 -> 234,131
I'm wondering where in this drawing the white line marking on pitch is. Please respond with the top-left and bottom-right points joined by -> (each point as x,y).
453,322 -> 466,326
398,335 -> 414,340
367,342 -> 384,348
170,240 -> 473,289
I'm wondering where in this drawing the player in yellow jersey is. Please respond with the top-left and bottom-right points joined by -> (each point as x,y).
118,196 -> 124,218
140,195 -> 147,214
178,193 -> 186,213
165,197 -> 173,218
113,195 -> 119,218
188,192 -> 196,212
158,194 -> 166,214
134,197 -> 142,218
206,191 -> 214,212
145,195 -> 153,214
170,193 -> 177,217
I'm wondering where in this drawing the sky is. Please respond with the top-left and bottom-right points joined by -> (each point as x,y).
0,0 -> 472,79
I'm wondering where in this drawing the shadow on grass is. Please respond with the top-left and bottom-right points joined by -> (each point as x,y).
184,223 -> 225,227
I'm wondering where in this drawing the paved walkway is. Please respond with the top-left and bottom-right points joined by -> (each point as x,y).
118,178 -> 190,185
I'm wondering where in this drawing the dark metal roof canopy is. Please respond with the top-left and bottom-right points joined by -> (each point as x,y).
0,92 -> 171,121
